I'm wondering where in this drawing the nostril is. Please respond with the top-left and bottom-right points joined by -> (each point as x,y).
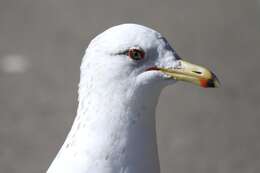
192,71 -> 202,74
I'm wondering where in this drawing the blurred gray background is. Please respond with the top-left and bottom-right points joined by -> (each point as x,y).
0,0 -> 259,172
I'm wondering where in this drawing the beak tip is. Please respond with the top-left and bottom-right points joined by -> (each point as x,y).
211,72 -> 221,88
209,79 -> 220,88
200,73 -> 220,88
214,79 -> 221,88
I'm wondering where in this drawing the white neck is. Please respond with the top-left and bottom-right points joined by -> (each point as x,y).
47,75 -> 162,173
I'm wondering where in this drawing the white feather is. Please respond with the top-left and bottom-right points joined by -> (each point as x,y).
47,24 -> 179,173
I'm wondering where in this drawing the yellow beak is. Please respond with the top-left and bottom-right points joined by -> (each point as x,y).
158,60 -> 220,88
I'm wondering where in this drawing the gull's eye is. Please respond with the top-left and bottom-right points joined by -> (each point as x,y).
128,48 -> 145,61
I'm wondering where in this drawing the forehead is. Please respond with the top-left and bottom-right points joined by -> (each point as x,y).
88,24 -> 163,53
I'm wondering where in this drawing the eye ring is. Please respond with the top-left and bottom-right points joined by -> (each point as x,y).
128,48 -> 145,61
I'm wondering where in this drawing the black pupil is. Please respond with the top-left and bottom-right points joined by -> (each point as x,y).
128,49 -> 143,60
132,50 -> 141,60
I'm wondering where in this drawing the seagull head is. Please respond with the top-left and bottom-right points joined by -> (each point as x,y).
81,24 -> 219,93
48,24 -> 220,173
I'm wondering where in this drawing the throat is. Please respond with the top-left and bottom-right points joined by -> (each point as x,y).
49,84 -> 162,173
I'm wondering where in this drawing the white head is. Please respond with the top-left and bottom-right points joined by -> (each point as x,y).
47,24 -> 220,173
80,24 -> 218,94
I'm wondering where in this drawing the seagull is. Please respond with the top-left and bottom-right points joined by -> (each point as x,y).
47,24 -> 219,173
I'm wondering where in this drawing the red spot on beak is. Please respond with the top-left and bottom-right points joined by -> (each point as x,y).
199,79 -> 208,88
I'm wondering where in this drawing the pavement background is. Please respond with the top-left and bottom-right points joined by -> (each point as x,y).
0,0 -> 260,172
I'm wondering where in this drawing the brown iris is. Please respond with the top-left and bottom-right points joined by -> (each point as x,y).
128,48 -> 145,61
